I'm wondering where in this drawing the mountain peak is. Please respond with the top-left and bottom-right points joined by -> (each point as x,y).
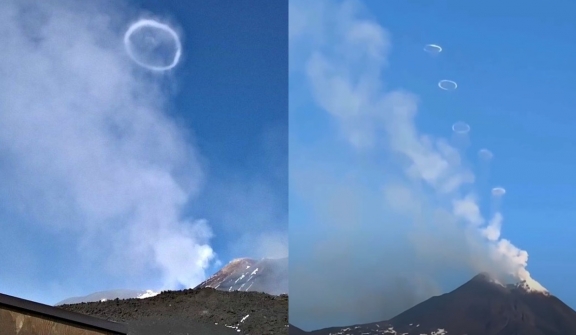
470,272 -> 499,283
466,272 -> 549,296
462,272 -> 506,287
195,257 -> 288,295
303,273 -> 575,335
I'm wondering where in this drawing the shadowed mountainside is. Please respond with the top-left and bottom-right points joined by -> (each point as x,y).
299,273 -> 576,335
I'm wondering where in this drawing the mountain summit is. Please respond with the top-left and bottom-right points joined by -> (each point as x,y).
195,257 -> 288,295
299,273 -> 576,335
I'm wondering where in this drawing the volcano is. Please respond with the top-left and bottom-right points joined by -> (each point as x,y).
56,257 -> 288,306
195,257 -> 288,295
297,273 -> 576,335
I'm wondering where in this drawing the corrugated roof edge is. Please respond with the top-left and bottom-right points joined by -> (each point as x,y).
0,292 -> 127,334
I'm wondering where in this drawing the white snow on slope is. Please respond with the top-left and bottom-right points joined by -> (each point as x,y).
196,257 -> 288,295
327,325 -> 449,335
137,290 -> 160,299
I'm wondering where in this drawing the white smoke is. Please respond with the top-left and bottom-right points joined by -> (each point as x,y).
0,0 -> 215,299
293,0 -> 542,287
290,0 -> 544,328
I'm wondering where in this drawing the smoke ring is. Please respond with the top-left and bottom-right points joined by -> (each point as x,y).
492,187 -> 506,197
124,19 -> 182,71
478,148 -> 494,160
438,80 -> 458,91
452,121 -> 470,134
423,44 -> 442,54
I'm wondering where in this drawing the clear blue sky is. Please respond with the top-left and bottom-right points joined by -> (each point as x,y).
290,0 -> 576,330
0,0 -> 286,305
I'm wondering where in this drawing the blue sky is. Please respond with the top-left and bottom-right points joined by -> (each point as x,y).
0,0 -> 286,305
144,0 -> 288,274
290,0 -> 576,330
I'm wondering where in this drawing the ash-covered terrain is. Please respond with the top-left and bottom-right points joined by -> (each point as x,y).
293,273 -> 576,335
59,288 -> 288,335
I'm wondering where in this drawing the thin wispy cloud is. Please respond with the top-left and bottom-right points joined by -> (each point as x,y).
289,0 -> 541,330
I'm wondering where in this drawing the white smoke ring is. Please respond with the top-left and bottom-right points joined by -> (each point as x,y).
438,80 -> 458,91
124,19 -> 182,71
478,148 -> 493,160
452,121 -> 470,134
492,187 -> 506,197
423,44 -> 442,54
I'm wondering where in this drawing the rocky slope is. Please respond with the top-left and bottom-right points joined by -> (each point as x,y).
59,287 -> 288,335
195,257 -> 288,295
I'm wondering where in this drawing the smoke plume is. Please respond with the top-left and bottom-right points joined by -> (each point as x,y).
0,0 -> 213,303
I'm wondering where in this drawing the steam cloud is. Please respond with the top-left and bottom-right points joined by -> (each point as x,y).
0,0 -> 214,302
289,0 -> 543,330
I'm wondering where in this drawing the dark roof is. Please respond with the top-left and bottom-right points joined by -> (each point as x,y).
0,292 -> 127,334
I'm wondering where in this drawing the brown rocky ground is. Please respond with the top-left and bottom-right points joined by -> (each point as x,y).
58,287 -> 288,335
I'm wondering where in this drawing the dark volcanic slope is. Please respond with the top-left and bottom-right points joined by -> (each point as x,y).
289,324 -> 309,335
196,257 -> 288,295
58,287 -> 288,335
382,274 -> 576,335
307,273 -> 576,335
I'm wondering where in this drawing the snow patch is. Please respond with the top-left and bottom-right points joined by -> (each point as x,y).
137,290 -> 159,299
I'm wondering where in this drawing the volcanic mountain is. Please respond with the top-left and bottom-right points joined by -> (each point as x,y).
56,256 -> 287,306
195,257 -> 288,295
289,324 -> 309,335
297,273 -> 576,335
